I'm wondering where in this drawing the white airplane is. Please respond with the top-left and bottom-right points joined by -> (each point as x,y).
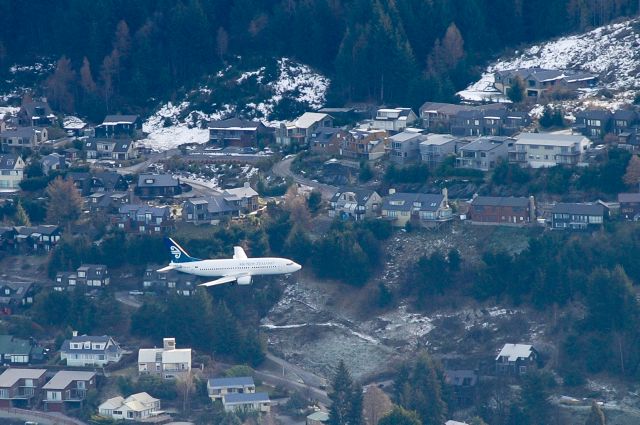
157,238 -> 302,286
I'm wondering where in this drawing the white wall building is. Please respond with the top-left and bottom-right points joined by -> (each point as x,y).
60,334 -> 123,367
99,392 -> 161,421
511,133 -> 591,168
138,338 -> 191,379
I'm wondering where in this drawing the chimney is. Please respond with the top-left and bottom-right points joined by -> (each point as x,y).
244,181 -> 250,188
72,330 -> 78,337
529,196 -> 536,223
163,337 -> 176,350
442,187 -> 449,206
389,188 -> 396,195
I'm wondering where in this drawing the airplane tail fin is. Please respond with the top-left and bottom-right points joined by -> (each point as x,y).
164,237 -> 200,263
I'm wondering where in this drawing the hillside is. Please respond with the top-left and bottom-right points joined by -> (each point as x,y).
460,17 -> 640,108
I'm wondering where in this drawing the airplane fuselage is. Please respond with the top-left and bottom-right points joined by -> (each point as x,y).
170,257 -> 300,278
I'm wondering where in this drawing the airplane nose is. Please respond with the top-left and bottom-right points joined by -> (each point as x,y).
294,263 -> 302,271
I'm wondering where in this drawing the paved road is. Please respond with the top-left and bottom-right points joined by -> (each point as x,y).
272,155 -> 337,200
117,148 -> 181,175
115,291 -> 143,308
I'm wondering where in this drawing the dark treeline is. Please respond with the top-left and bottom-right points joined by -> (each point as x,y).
1,0 -> 637,117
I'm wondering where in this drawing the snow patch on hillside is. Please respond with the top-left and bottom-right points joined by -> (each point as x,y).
460,17 -> 640,105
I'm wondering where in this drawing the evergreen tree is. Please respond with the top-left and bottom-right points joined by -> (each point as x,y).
623,154 -> 640,188
378,407 -> 421,425
396,353 -> 446,425
329,360 -> 362,425
507,77 -> 524,103
520,372 -> 552,425
14,201 -> 31,226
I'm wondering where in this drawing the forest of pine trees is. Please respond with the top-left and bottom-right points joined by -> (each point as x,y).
0,0 -> 638,117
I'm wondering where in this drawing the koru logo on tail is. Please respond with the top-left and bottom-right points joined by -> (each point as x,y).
170,246 -> 181,259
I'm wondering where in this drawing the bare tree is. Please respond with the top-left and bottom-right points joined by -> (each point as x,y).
363,386 -> 393,425
46,56 -> 76,113
216,27 -> 229,62
176,371 -> 195,414
45,177 -> 82,226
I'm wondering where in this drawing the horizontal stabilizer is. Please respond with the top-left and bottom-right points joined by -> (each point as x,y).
199,275 -> 240,287
157,264 -> 177,272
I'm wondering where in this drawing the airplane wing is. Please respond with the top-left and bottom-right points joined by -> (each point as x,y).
198,273 -> 251,287
157,264 -> 177,272
233,246 -> 248,260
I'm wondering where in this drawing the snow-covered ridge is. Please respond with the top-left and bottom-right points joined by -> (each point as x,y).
461,17 -> 640,105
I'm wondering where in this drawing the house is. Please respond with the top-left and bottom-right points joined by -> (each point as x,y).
389,129 -> 424,164
136,174 -> 181,198
574,109 -> 612,139
18,98 -> 55,127
223,392 -> 271,413
64,147 -> 80,161
342,127 -> 387,161
381,189 -> 452,227
0,335 -> 45,364
0,127 -> 48,151
511,133 -> 591,168
467,196 -> 535,226
618,193 -> 640,220
223,182 -> 259,213
456,137 -> 511,171
60,333 -> 123,367
451,109 -> 486,137
42,370 -> 96,412
86,191 -> 130,213
99,392 -> 160,421
99,392 -> 161,421
612,109 -> 638,136
95,115 -> 141,138
208,118 -> 272,148
371,108 -> 417,132
329,188 -> 382,221
494,68 -> 597,98
84,138 -> 137,161
496,343 -> 538,376
0,280 -> 36,307
276,113 -> 334,147
0,226 -> 17,250
307,411 -> 330,425
0,368 -> 47,408
14,225 -> 61,252
310,127 -> 349,155
41,153 -> 67,175
419,102 -> 473,133
62,116 -> 88,137
142,268 -> 196,296
444,369 -> 477,407
419,134 -> 457,168
182,196 -> 241,225
77,264 -> 110,287
207,376 -> 256,401
0,154 -> 25,192
138,338 -> 191,379
115,204 -> 174,234
551,203 -> 605,230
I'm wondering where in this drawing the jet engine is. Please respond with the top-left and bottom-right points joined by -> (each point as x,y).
237,276 -> 252,285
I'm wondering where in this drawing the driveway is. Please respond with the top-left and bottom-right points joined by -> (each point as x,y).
272,155 -> 337,200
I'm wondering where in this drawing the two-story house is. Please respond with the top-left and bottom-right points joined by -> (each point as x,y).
613,109 -> 639,144
495,343 -> 538,376
41,153 -> 67,175
14,225 -> 61,252
0,280 -> 36,308
494,68 -> 596,98
310,127 -> 349,155
138,338 -> 191,380
77,264 -> 110,287
85,138 -> 137,161
223,182 -> 259,213
143,268 -> 196,296
60,333 -> 123,367
99,392 -> 161,421
276,113 -> 333,147
87,191 -> 130,214
574,109 -> 613,139
223,393 -> 271,414
371,108 -> 417,133
456,137 -> 512,171
420,102 -> 473,133
207,376 -> 256,401
115,204 -> 173,234
618,193 -> 640,220
389,129 -> 425,164
42,370 -> 96,412
328,188 -> 382,221
551,203 -> 605,230
95,115 -> 141,138
381,189 -> 452,227
69,171 -> 128,196
0,127 -> 48,151
0,368 -> 47,408
0,335 -> 45,364
208,118 -> 272,148
17,98 -> 56,127
467,196 -> 535,226
0,154 -> 25,192
342,127 -> 387,161
136,174 -> 181,198
511,133 -> 591,168
419,134 -> 457,168
182,196 -> 241,225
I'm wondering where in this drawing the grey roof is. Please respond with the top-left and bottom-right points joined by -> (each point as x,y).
310,127 -> 342,142
389,130 -> 424,143
552,203 -> 605,215
0,126 -> 42,139
137,174 -> 179,188
0,368 -> 46,388
119,204 -> 168,217
61,335 -> 121,355
471,196 -> 530,208
576,109 -> 612,120
382,192 -> 444,212
224,392 -> 270,404
14,225 -> 60,236
444,370 -> 478,387
0,154 -> 20,170
460,137 -> 509,152
420,102 -> 473,115
613,109 -> 637,121
618,193 -> 640,203
330,188 -> 378,205
208,118 -> 261,130
43,371 -> 95,390
42,153 -> 64,169
209,376 -> 254,388
0,335 -> 35,356
20,101 -> 54,118
103,115 -> 139,124
93,171 -> 124,191
112,140 -> 133,153
199,195 -> 239,214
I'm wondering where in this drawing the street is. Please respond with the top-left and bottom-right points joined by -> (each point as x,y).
271,155 -> 337,200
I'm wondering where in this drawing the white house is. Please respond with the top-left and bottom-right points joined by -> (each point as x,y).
372,108 -> 417,132
223,392 -> 271,413
276,113 -> 333,147
99,392 -> 161,421
60,333 -> 123,367
138,338 -> 191,379
511,132 -> 591,168
207,376 -> 256,401
0,154 -> 25,192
